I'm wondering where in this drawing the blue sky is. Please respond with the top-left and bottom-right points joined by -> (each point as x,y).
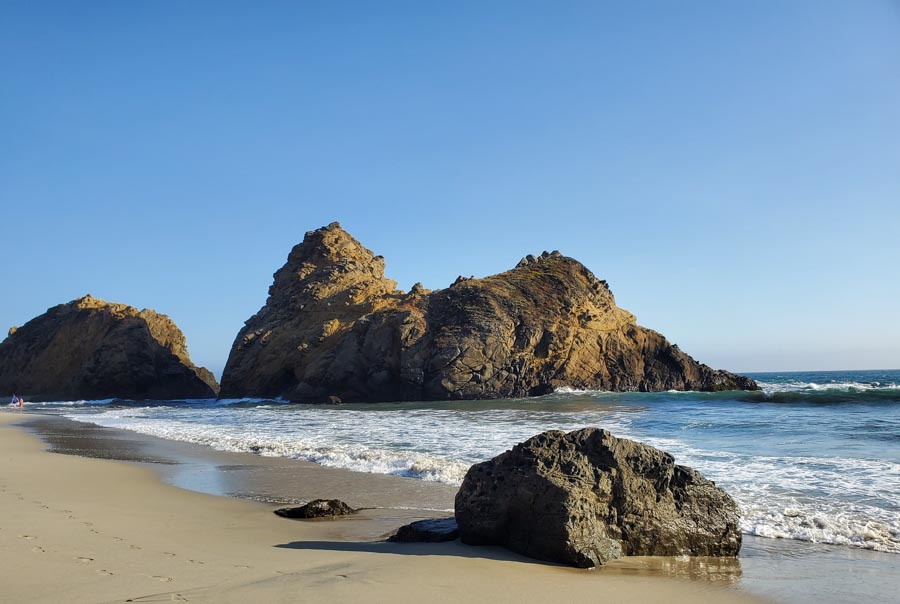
2,1 -> 899,377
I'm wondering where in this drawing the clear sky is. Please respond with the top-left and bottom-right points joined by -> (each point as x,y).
2,1 -> 899,377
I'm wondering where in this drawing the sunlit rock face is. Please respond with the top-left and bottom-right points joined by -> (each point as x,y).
0,295 -> 219,401
220,222 -> 756,402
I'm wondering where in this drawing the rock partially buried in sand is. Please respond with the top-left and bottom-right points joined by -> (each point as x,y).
455,428 -> 742,568
274,499 -> 356,519
390,517 -> 459,543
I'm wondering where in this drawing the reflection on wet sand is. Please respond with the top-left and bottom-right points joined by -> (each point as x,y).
602,554 -> 742,586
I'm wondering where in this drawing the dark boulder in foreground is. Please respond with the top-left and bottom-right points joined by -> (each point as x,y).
274,499 -> 356,519
390,517 -> 459,543
220,222 -> 757,402
455,428 -> 742,568
0,295 -> 219,402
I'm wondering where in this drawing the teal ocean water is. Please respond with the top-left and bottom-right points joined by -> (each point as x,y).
21,369 -> 900,555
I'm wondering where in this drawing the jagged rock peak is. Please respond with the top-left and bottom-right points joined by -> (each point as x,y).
516,250 -> 562,268
265,222 -> 399,312
0,296 -> 219,402
409,282 -> 431,296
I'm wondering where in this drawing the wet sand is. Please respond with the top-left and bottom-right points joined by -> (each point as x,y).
0,411 -> 772,604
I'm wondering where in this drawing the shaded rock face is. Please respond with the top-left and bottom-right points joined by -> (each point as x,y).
0,295 -> 219,402
220,222 -> 757,402
390,517 -> 459,543
454,428 -> 742,568
273,499 -> 356,519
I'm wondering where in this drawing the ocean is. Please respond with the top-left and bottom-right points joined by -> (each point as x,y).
19,369 -> 900,557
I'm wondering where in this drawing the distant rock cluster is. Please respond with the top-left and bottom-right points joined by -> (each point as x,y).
1,222 -> 756,402
515,249 -> 562,268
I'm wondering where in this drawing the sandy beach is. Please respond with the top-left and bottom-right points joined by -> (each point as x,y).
0,412 -> 769,604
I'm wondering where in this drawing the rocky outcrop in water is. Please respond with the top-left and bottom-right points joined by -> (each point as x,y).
454,428 -> 742,567
220,222 -> 757,402
0,295 -> 218,401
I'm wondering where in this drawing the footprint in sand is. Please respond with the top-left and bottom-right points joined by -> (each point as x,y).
163,552 -> 177,557
19,535 -> 37,541
129,544 -> 142,550
74,557 -> 94,564
188,559 -> 204,565
152,575 -> 173,582
124,591 -> 184,603
32,546 -> 45,553
113,537 -> 124,543
96,569 -> 114,576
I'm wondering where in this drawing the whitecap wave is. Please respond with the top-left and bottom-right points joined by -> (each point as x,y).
757,380 -> 900,394
19,398 -> 116,407
552,386 -> 612,395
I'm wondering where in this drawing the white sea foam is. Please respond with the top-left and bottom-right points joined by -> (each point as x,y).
683,451 -> 900,554
757,380 -> 900,394
64,405 -> 637,486
552,386 -> 612,395
21,398 -> 116,407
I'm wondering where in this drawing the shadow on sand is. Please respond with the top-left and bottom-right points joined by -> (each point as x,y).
275,538 -> 744,586
274,539 -> 561,566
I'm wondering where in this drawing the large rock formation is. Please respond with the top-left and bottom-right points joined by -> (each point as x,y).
0,295 -> 219,401
220,222 -> 756,402
455,428 -> 742,567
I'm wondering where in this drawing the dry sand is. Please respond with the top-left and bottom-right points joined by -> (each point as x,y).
0,412 -> 766,603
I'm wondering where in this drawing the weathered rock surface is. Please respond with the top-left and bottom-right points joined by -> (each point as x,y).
273,499 -> 356,519
0,295 -> 219,402
390,517 -> 459,543
220,222 -> 757,402
455,428 -> 742,568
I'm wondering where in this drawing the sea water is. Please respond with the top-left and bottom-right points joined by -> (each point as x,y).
23,369 -> 900,556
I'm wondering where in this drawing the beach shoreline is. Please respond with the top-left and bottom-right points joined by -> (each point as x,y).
0,411 -> 771,603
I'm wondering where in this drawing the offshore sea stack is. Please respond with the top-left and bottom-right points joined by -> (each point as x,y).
220,222 -> 757,402
0,295 -> 219,402
455,428 -> 742,567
